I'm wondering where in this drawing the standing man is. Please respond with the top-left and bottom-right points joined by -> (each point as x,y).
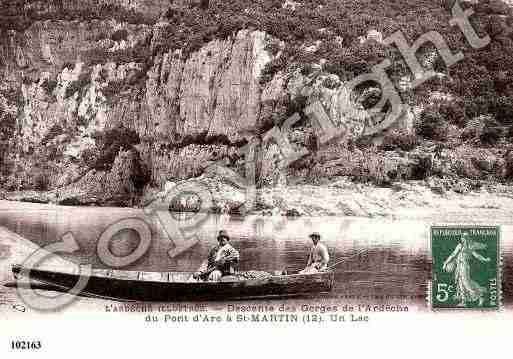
194,230 -> 239,281
300,232 -> 330,274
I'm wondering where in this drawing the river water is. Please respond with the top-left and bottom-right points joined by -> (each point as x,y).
1,200 -> 512,310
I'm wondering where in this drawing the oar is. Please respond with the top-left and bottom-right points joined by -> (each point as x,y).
326,249 -> 368,270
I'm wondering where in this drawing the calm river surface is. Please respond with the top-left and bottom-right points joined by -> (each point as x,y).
1,200 -> 512,310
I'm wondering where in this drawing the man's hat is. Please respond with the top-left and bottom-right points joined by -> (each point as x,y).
309,232 -> 321,239
217,230 -> 230,240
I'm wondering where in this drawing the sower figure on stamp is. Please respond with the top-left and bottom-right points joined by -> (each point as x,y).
300,232 -> 330,274
442,232 -> 491,307
193,230 -> 239,282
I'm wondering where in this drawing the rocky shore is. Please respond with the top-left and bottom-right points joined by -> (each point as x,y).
4,175 -> 513,222
2,0 -> 513,224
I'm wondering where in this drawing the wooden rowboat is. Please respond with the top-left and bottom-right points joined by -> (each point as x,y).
11,264 -> 335,301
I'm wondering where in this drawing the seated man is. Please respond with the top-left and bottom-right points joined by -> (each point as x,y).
299,232 -> 330,274
193,230 -> 239,281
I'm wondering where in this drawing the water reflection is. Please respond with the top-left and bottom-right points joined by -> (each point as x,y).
0,201 -> 511,303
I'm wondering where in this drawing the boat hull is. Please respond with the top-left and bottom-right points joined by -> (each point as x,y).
12,265 -> 335,301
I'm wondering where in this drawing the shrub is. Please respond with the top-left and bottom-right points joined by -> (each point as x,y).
380,129 -> 418,151
362,156 -> 389,186
62,62 -> 75,71
64,71 -> 90,99
94,32 -> 109,42
131,152 -> 151,189
410,154 -> 432,180
110,29 -> 129,42
349,149 -> 392,186
82,47 -> 110,66
505,150 -> 513,178
1,2 -> 155,32
461,117 -> 484,140
41,78 -> 58,94
322,76 -> 339,89
41,124 -> 63,145
438,100 -> 466,127
80,148 -> 98,168
301,64 -> 315,76
417,110 -> 448,140
464,96 -> 490,119
102,80 -> 125,100
480,118 -> 503,145
83,41 -> 151,66
285,94 -> 309,118
265,40 -> 282,56
32,168 -> 50,191
46,144 -> 60,161
259,57 -> 285,84
91,126 -> 141,171
0,110 -> 16,172
490,96 -> 513,125
92,146 -> 120,171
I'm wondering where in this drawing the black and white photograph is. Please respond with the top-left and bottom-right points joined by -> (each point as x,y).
1,0 -> 513,357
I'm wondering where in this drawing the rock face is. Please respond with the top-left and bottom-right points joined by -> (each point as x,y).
142,30 -> 272,183
0,12 -> 279,200
0,2 -> 450,206
55,148 -> 146,206
146,30 -> 270,144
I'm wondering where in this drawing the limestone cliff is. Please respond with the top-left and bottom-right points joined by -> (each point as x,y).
0,10 -> 284,202
2,0 -> 513,208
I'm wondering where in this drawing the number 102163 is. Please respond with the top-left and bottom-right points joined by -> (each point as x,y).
10,340 -> 42,351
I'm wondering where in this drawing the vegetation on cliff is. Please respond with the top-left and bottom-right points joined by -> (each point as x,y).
0,0 -> 155,32
2,0 -> 513,207
156,0 -> 513,122
151,0 -> 513,187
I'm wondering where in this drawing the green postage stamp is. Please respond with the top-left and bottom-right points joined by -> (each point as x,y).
431,226 -> 501,310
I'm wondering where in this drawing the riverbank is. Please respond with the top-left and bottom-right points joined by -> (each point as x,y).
4,176 -> 513,223
252,178 -> 513,222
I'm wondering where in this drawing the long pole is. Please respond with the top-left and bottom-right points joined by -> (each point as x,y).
326,249 -> 368,270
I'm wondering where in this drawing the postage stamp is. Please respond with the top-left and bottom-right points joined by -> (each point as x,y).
430,226 -> 501,310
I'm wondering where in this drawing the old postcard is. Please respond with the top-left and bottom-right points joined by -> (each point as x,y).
2,0 -> 513,357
